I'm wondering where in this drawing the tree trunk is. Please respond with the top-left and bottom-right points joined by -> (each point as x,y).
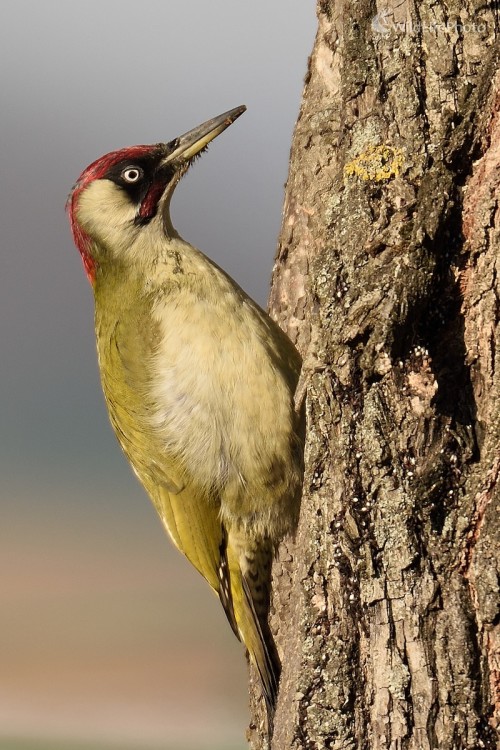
248,2 -> 500,748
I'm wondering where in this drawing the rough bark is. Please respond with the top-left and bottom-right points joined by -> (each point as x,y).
248,2 -> 500,748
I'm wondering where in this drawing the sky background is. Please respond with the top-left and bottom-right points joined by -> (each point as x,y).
0,2 -> 316,749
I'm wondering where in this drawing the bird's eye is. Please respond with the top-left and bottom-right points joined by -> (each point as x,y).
121,166 -> 143,183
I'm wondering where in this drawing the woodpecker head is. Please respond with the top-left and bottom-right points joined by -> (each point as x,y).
67,105 -> 246,284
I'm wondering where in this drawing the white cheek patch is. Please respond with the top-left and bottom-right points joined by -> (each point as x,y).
77,179 -> 137,239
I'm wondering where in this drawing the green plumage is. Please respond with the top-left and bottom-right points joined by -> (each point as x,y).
69,109 -> 304,727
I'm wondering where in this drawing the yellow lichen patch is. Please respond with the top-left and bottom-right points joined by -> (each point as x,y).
344,145 -> 404,182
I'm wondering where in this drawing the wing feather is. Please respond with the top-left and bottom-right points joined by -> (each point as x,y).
153,483 -> 222,593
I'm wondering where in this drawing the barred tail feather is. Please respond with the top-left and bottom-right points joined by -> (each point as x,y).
241,570 -> 280,717
219,528 -> 280,726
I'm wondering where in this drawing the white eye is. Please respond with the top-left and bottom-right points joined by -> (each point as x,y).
122,166 -> 143,183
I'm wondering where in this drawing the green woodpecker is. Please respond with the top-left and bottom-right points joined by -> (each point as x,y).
67,106 -> 304,718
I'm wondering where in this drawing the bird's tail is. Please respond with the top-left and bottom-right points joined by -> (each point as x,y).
219,527 -> 280,725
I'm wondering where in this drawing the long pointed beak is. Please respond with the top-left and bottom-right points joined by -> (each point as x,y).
160,105 -> 246,167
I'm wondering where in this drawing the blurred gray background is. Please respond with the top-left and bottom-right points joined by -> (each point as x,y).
0,2 -> 316,748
